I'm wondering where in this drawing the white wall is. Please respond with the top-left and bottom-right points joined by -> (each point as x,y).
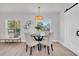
59,11 -> 65,42
60,4 -> 79,55
0,12 -> 60,41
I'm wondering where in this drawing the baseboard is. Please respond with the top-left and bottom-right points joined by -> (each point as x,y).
59,41 -> 78,56
52,40 -> 59,42
0,39 -> 26,43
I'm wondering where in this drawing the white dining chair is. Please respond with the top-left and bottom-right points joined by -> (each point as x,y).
40,32 -> 53,55
24,33 -> 39,55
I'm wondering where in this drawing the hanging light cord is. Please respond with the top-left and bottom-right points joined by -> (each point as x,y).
38,6 -> 40,16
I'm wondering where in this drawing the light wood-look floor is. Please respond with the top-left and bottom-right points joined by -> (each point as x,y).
0,42 -> 77,56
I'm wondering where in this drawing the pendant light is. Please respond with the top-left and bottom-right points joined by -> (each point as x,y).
35,6 -> 43,20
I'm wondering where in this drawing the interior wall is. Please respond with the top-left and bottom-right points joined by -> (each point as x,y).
59,11 -> 65,42
60,4 -> 79,55
0,12 -> 60,41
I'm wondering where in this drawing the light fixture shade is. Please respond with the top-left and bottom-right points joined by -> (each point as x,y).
35,16 -> 43,20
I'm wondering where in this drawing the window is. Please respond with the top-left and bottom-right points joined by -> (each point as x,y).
35,19 -> 50,32
8,19 -> 20,38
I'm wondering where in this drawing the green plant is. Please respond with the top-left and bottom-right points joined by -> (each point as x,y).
16,28 -> 20,33
35,22 -> 45,31
8,20 -> 16,30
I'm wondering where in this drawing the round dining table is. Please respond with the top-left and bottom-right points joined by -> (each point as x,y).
31,33 -> 47,51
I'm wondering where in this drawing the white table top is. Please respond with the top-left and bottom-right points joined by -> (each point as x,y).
31,32 -> 47,37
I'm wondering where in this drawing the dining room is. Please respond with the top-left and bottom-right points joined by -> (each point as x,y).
0,3 -> 78,56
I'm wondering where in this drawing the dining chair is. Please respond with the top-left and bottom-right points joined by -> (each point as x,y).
40,32 -> 53,55
24,33 -> 39,55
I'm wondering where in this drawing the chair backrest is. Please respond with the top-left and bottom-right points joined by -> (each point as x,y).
45,32 -> 53,45
24,33 -> 39,46
48,32 -> 53,41
24,33 -> 33,44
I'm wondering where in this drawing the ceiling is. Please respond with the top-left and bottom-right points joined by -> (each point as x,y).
0,3 -> 74,13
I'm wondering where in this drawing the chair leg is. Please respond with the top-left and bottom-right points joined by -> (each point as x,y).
26,45 -> 28,52
33,46 -> 35,48
44,45 -> 46,48
47,46 -> 50,55
30,47 -> 32,55
38,43 -> 41,51
51,44 -> 53,51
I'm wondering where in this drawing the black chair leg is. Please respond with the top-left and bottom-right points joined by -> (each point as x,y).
44,45 -> 46,48
38,43 -> 41,51
47,46 -> 50,55
30,47 -> 32,55
51,44 -> 53,51
26,45 -> 28,52
33,46 -> 35,48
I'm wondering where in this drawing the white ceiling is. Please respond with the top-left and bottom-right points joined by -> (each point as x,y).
0,3 -> 74,13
